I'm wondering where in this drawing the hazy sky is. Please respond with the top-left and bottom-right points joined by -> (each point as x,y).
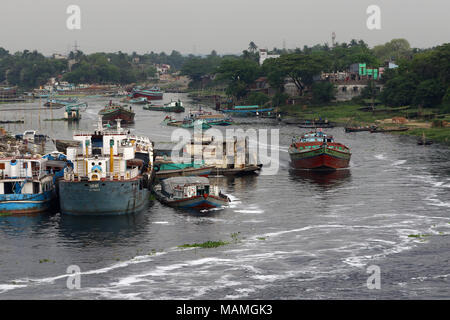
0,0 -> 448,55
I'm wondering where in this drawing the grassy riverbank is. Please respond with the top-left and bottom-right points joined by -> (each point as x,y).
278,103 -> 450,145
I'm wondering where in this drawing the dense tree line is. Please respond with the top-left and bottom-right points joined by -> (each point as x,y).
380,43 -> 450,110
1,39 -> 448,111
0,49 -> 67,89
0,48 -> 190,88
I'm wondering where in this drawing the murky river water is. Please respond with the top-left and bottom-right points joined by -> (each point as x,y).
0,94 -> 449,299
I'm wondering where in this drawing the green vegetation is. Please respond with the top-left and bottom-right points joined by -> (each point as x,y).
380,43 -> 449,110
408,234 -> 432,238
0,48 -> 189,88
0,49 -> 66,89
178,240 -> 230,249
39,258 -> 55,263
178,233 -> 242,249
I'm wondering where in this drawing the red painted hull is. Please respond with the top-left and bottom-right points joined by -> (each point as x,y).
132,92 -> 163,101
290,153 -> 350,170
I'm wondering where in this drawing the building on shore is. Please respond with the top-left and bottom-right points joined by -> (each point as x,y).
259,49 -> 280,65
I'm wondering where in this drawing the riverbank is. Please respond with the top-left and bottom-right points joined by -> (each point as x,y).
278,103 -> 450,145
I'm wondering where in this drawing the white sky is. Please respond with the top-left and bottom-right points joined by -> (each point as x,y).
0,0 -> 448,55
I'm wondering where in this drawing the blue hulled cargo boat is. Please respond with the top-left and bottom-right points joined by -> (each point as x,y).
59,119 -> 155,216
0,154 -> 68,215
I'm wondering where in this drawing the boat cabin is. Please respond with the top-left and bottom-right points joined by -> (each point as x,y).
161,177 -> 220,199
0,157 -> 54,195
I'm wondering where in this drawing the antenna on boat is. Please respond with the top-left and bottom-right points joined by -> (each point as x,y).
97,117 -> 103,131
116,118 -> 122,132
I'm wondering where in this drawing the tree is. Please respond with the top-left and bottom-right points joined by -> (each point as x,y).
312,82 -> 336,103
248,41 -> 258,53
413,79 -> 446,107
373,39 -> 412,62
277,53 -> 328,95
216,58 -> 260,100
246,92 -> 270,106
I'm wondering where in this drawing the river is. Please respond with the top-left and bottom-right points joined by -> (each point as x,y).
0,94 -> 449,299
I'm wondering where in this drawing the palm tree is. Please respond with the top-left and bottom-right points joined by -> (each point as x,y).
248,41 -> 258,53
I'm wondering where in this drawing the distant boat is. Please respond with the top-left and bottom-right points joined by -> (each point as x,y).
370,127 -> 409,133
15,130 -> 48,143
130,87 -> 163,101
186,110 -> 233,126
99,101 -> 135,124
417,133 -> 433,145
297,120 -> 335,128
44,98 -> 79,108
221,105 -> 273,116
289,130 -> 351,170
64,102 -> 88,121
53,139 -> 81,153
181,119 -> 212,130
144,100 -> 185,113
154,177 -> 230,210
128,97 -> 149,104
345,125 -> 377,133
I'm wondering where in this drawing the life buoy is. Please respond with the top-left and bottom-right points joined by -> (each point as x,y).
154,165 -> 160,172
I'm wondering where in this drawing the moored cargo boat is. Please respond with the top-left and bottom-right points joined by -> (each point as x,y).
99,101 -> 135,124
154,177 -> 230,210
59,120 -> 154,216
144,100 -> 185,113
0,154 -> 68,215
289,130 -> 351,170
130,87 -> 163,101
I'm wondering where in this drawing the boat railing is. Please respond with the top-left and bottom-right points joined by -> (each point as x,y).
64,167 -> 140,182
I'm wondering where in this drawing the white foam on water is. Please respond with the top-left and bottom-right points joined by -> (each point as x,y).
263,224 -> 346,238
242,219 -> 265,223
234,209 -> 264,214
343,228 -> 419,268
392,160 -> 407,166
0,251 -> 168,292
152,221 -> 170,225
0,284 -> 27,294
375,154 -> 387,160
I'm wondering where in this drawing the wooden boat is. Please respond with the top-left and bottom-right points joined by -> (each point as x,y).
144,100 -> 185,113
130,86 -> 163,101
0,120 -> 24,124
211,164 -> 263,176
345,126 -> 377,133
155,161 -> 215,180
297,120 -> 335,128
44,98 -> 79,108
370,127 -> 409,133
154,177 -> 230,210
99,101 -> 135,124
181,119 -> 212,130
64,102 -> 88,121
186,110 -> 233,126
220,105 -> 273,116
162,116 -> 184,127
128,97 -> 149,104
417,133 -> 433,145
53,139 -> 81,153
289,130 -> 351,170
